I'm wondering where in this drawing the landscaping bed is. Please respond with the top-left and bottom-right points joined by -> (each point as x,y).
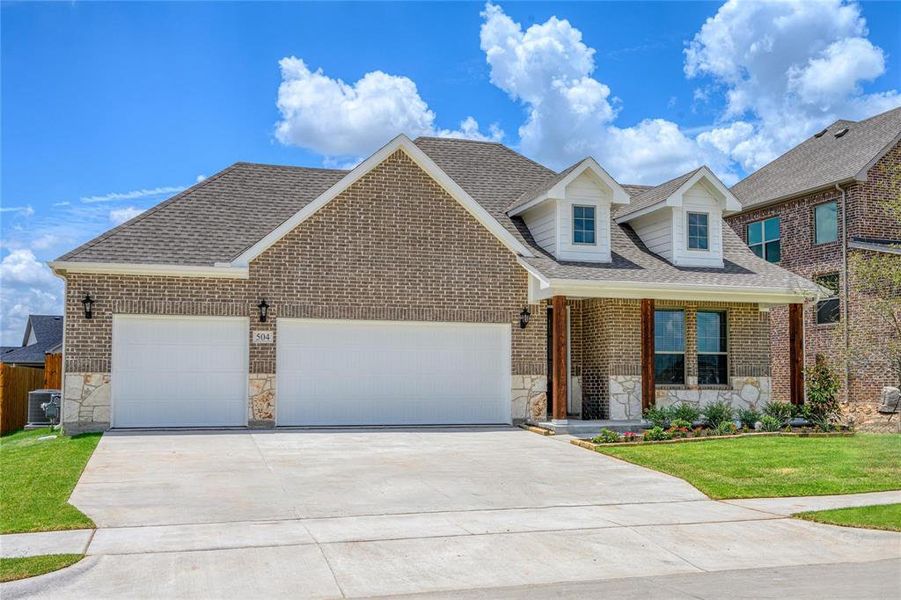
0,428 -> 101,534
795,503 -> 901,532
588,434 -> 900,499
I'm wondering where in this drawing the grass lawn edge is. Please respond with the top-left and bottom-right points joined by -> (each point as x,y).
794,503 -> 901,533
0,554 -> 85,583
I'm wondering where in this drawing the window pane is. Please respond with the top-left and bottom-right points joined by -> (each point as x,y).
655,354 -> 685,385
815,202 -> 837,244
816,298 -> 840,324
654,310 -> 684,352
698,355 -> 728,385
750,244 -> 764,258
764,217 -> 780,241
747,221 -> 762,245
697,311 -> 726,353
815,273 -> 839,295
764,240 -> 781,263
688,213 -> 709,250
573,206 -> 595,244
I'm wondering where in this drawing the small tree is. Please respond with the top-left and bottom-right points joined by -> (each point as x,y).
805,354 -> 841,429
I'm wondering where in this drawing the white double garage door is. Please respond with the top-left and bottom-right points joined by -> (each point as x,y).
112,315 -> 511,428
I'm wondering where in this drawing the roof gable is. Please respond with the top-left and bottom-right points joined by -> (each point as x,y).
507,158 -> 630,215
615,166 -> 741,222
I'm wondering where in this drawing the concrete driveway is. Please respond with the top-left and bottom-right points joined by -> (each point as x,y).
5,428 -> 900,599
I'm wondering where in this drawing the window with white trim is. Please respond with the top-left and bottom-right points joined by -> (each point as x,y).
815,273 -> 840,324
654,309 -> 685,385
697,311 -> 728,385
747,217 -> 780,263
572,205 -> 596,245
687,212 -> 709,250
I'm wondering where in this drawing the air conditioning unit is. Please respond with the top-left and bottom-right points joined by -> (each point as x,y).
28,389 -> 60,426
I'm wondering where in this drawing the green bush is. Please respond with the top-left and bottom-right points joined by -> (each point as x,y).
591,429 -> 622,444
667,403 -> 699,424
764,401 -> 792,424
806,355 -> 841,427
643,405 -> 670,428
760,414 -> 782,432
713,421 -> 738,436
670,418 -> 692,430
643,426 -> 672,441
703,400 -> 734,429
736,407 -> 761,429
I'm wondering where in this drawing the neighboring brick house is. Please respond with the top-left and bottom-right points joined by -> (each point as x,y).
726,106 -> 901,431
51,135 -> 820,433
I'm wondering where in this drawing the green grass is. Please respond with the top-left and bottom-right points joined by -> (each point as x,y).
0,554 -> 84,583
596,434 -> 901,499
0,428 -> 101,534
796,503 -> 901,532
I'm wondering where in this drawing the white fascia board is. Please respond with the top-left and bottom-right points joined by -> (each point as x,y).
528,276 -> 816,304
49,260 -> 249,279
232,134 -> 533,265
616,167 -> 741,224
509,159 -> 631,217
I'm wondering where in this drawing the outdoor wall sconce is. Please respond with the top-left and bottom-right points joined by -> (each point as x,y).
257,299 -> 269,323
82,293 -> 94,319
519,306 -> 531,329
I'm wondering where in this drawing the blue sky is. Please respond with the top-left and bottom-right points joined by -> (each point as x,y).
1,1 -> 899,344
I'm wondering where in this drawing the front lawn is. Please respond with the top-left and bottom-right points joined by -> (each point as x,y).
0,428 -> 101,534
0,554 -> 84,583
796,503 -> 901,532
596,434 -> 901,499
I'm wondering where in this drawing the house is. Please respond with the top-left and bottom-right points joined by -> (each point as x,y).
725,106 -> 901,431
0,315 -> 64,368
50,135 -> 821,433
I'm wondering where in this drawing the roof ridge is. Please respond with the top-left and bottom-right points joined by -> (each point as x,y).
233,161 -> 349,173
57,162 -> 244,262
413,136 -> 506,147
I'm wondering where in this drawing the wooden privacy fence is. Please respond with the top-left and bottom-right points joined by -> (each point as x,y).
0,364 -> 45,435
44,353 -> 62,389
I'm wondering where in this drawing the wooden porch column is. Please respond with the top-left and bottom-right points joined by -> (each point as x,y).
551,295 -> 568,421
640,299 -> 655,411
789,303 -> 804,405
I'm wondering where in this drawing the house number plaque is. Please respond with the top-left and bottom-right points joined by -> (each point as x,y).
252,330 -> 273,344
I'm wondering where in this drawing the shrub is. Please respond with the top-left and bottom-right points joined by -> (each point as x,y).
670,418 -> 692,430
643,426 -> 672,441
643,405 -> 670,428
760,414 -> 782,432
669,403 -> 701,424
805,355 -> 841,426
736,407 -> 761,429
764,401 -> 792,424
591,429 -> 621,444
713,421 -> 738,436
703,400 -> 734,429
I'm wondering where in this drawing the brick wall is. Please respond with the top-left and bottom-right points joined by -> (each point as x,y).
725,141 -> 900,405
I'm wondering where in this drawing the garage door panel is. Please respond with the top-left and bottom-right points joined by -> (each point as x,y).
277,319 -> 511,426
112,316 -> 248,428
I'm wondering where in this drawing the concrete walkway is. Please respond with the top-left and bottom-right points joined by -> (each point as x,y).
2,429 -> 899,598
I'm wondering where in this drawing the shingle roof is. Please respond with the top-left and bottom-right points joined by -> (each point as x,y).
506,160 -> 582,212
59,163 -> 347,265
55,136 -> 818,295
731,105 -> 901,210
0,315 -> 63,366
614,167 -> 702,219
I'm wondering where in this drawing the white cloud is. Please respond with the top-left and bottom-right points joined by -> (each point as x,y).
684,0 -> 899,171
195,174 -> 207,183
0,249 -> 62,344
109,207 -> 146,225
0,205 -> 35,217
274,57 -> 501,161
81,185 -> 185,204
479,3 -> 732,183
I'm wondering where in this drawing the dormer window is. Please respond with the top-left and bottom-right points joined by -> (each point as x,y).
572,205 -> 596,245
687,212 -> 709,250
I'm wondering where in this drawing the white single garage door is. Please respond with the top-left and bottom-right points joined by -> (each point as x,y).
112,315 -> 248,428
277,319 -> 511,426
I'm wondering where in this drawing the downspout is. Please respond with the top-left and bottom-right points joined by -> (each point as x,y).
835,183 -> 850,403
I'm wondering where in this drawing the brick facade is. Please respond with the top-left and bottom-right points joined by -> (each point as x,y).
725,142 -> 900,422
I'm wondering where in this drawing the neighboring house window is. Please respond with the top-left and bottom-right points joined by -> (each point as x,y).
747,217 -> 781,262
654,309 -> 685,385
814,201 -> 838,244
572,205 -> 596,245
697,311 -> 728,385
815,273 -> 840,324
687,212 -> 709,250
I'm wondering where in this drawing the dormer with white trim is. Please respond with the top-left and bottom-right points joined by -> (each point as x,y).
508,158 -> 630,263
615,167 -> 741,268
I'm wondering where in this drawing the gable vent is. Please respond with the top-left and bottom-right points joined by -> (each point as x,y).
814,128 -> 828,138
834,127 -> 849,138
